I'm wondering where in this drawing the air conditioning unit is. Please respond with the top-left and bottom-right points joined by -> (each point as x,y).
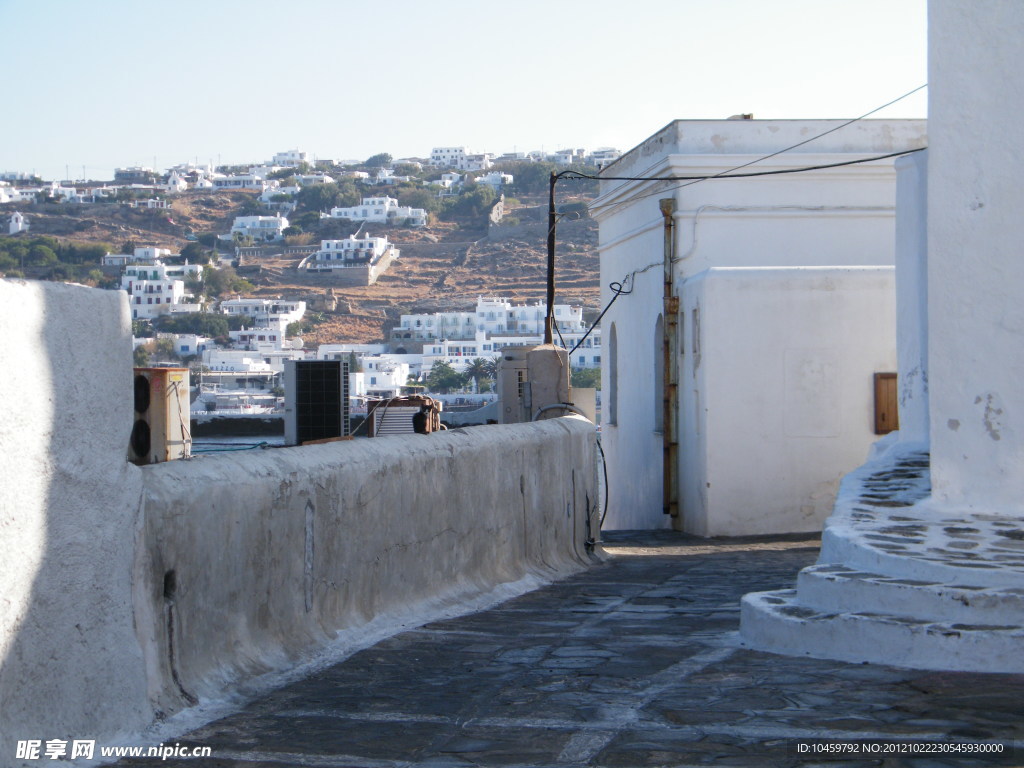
129,367 -> 191,465
284,360 -> 350,445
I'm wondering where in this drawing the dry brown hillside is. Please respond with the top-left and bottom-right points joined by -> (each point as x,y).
8,191 -> 601,345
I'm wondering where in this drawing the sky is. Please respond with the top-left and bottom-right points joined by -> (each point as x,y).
0,0 -> 927,182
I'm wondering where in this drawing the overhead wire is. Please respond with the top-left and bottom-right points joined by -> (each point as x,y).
567,83 -> 928,216
554,85 -> 929,351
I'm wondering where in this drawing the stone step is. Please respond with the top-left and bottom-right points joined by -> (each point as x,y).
797,563 -> 1024,624
740,589 -> 1024,673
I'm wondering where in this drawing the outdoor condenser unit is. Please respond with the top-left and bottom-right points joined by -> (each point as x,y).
129,367 -> 191,465
284,360 -> 350,445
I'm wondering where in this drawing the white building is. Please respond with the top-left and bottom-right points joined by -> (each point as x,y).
588,147 -> 622,167
164,170 -> 188,193
741,0 -> 1024,676
259,185 -> 300,203
391,296 -> 600,369
329,196 -> 427,227
296,173 -> 334,185
475,171 -> 513,191
158,333 -> 213,357
307,235 -> 394,270
213,174 -> 270,191
219,297 -> 305,335
201,348 -> 276,373
430,147 -> 466,168
272,149 -> 311,167
593,118 -> 926,533
463,153 -> 493,171
428,172 -> 463,193
553,148 -> 586,166
8,211 -> 28,235
230,215 -> 289,241
103,246 -> 174,267
121,262 -> 203,320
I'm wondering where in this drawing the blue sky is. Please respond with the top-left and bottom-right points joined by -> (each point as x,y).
0,0 -> 926,181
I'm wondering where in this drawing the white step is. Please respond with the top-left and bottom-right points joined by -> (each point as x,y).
796,563 -> 1024,625
741,589 -> 1024,673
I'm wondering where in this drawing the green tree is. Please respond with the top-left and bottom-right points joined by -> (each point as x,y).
483,356 -> 500,379
132,319 -> 154,338
153,313 -> 234,338
397,187 -> 442,214
425,360 -> 467,394
502,161 -> 557,195
365,153 -> 393,168
180,242 -> 209,263
203,264 -> 254,297
133,344 -> 152,367
465,357 -> 489,387
153,337 -> 178,361
441,186 -> 496,221
571,367 -> 601,389
27,244 -> 58,266
294,180 -> 359,213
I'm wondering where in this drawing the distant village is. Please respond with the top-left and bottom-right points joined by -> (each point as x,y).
1,144 -> 616,416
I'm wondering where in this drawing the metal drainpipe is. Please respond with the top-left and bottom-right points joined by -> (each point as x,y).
659,198 -> 680,519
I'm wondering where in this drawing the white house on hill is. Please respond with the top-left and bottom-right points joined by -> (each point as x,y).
329,196 -> 426,227
230,215 -> 289,242
8,211 -> 28,235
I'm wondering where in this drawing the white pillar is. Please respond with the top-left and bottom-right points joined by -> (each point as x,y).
893,152 -> 929,444
927,0 -> 1024,515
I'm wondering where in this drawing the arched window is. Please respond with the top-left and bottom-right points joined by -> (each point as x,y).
654,315 -> 664,433
607,324 -> 618,426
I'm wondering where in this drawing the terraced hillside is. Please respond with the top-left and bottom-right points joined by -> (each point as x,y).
6,191 -> 600,345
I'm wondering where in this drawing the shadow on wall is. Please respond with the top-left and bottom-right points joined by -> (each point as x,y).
0,281 -> 150,761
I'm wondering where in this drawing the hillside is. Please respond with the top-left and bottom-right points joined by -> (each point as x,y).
4,190 -> 601,345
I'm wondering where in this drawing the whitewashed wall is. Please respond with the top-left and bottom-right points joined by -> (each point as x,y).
595,119 -> 925,531
0,279 -> 596,763
680,266 -> 897,536
0,281 -> 151,759
927,1 -> 1024,515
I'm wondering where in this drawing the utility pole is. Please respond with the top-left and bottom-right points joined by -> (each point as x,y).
545,171 -> 557,345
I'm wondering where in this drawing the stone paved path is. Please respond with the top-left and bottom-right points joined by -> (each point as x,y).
119,531 -> 1023,767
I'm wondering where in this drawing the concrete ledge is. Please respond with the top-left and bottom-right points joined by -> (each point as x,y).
136,418 -> 597,715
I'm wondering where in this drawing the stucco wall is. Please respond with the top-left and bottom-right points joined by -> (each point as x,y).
680,267 -> 897,536
0,280 -> 151,759
0,279 -> 596,761
927,1 -> 1024,515
595,120 -> 921,531
136,419 -> 595,710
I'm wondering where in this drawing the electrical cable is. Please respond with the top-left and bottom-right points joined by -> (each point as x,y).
576,147 -> 927,216
596,436 -> 608,528
192,441 -> 270,453
569,277 -> 633,354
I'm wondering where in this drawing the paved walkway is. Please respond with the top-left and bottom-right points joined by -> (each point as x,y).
120,532 -> 1023,767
